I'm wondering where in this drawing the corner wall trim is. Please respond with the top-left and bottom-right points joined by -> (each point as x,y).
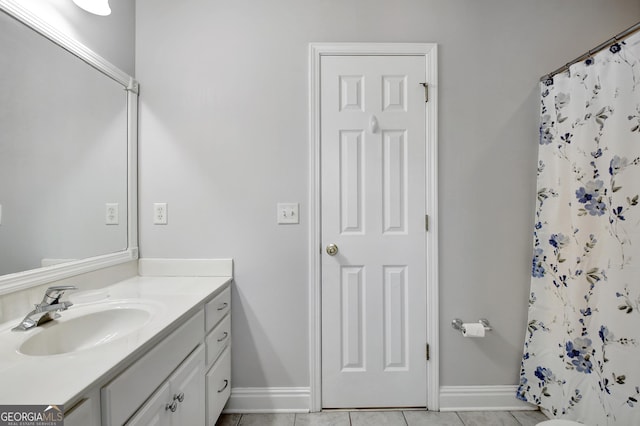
224,387 -> 310,413
439,386 -> 537,412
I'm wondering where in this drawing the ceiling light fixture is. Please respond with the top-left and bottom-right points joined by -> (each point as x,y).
72,0 -> 111,16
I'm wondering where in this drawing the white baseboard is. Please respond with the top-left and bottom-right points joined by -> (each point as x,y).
222,385 -> 536,413
439,386 -> 538,412
224,387 -> 310,413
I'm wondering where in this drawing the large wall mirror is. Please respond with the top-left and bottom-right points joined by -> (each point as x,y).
0,1 -> 138,295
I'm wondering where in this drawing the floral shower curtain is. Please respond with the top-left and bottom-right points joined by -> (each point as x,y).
518,30 -> 640,425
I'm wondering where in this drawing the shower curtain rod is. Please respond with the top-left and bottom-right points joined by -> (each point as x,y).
540,20 -> 640,82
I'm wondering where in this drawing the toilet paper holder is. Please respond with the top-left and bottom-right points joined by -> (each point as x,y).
451,318 -> 492,333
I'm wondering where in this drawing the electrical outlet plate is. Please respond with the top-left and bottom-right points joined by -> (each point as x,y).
277,202 -> 299,224
154,203 -> 168,225
105,203 -> 119,225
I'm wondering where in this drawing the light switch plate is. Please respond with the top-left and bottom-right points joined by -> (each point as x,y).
277,203 -> 299,224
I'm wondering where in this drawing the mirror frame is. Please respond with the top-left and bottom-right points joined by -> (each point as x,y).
0,0 -> 138,296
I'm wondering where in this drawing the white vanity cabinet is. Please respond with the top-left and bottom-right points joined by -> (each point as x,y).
102,310 -> 205,425
126,346 -> 205,426
204,286 -> 232,425
170,347 -> 206,426
0,273 -> 233,426
100,281 -> 232,426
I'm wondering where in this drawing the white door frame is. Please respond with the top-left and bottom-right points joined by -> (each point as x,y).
308,42 -> 439,412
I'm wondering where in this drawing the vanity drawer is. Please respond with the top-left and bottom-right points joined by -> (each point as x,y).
206,314 -> 231,366
205,286 -> 230,332
206,346 -> 231,426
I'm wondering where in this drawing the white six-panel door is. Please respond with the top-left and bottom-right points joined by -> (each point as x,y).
320,55 -> 427,408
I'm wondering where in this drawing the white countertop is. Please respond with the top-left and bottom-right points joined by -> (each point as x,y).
0,275 -> 231,405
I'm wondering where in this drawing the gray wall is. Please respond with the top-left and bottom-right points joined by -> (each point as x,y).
135,0 -> 640,390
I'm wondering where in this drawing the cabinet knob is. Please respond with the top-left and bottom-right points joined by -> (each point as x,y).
165,401 -> 178,412
217,302 -> 229,311
174,392 -> 185,403
217,331 -> 229,342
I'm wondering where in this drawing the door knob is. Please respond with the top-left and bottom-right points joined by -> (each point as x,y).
326,244 -> 339,256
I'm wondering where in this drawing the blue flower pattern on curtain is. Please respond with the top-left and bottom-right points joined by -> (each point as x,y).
518,32 -> 640,425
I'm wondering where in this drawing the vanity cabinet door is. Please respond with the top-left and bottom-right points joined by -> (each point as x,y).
172,346 -> 205,426
126,347 -> 205,426
126,382 -> 172,426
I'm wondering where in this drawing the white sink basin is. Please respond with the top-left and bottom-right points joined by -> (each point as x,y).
18,303 -> 155,356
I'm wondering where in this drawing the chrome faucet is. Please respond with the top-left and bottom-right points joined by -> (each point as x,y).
12,285 -> 77,331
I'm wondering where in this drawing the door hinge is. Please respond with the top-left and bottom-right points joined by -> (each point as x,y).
425,214 -> 429,231
419,82 -> 428,103
426,343 -> 430,361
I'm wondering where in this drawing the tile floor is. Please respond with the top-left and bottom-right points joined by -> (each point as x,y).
216,410 -> 549,426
